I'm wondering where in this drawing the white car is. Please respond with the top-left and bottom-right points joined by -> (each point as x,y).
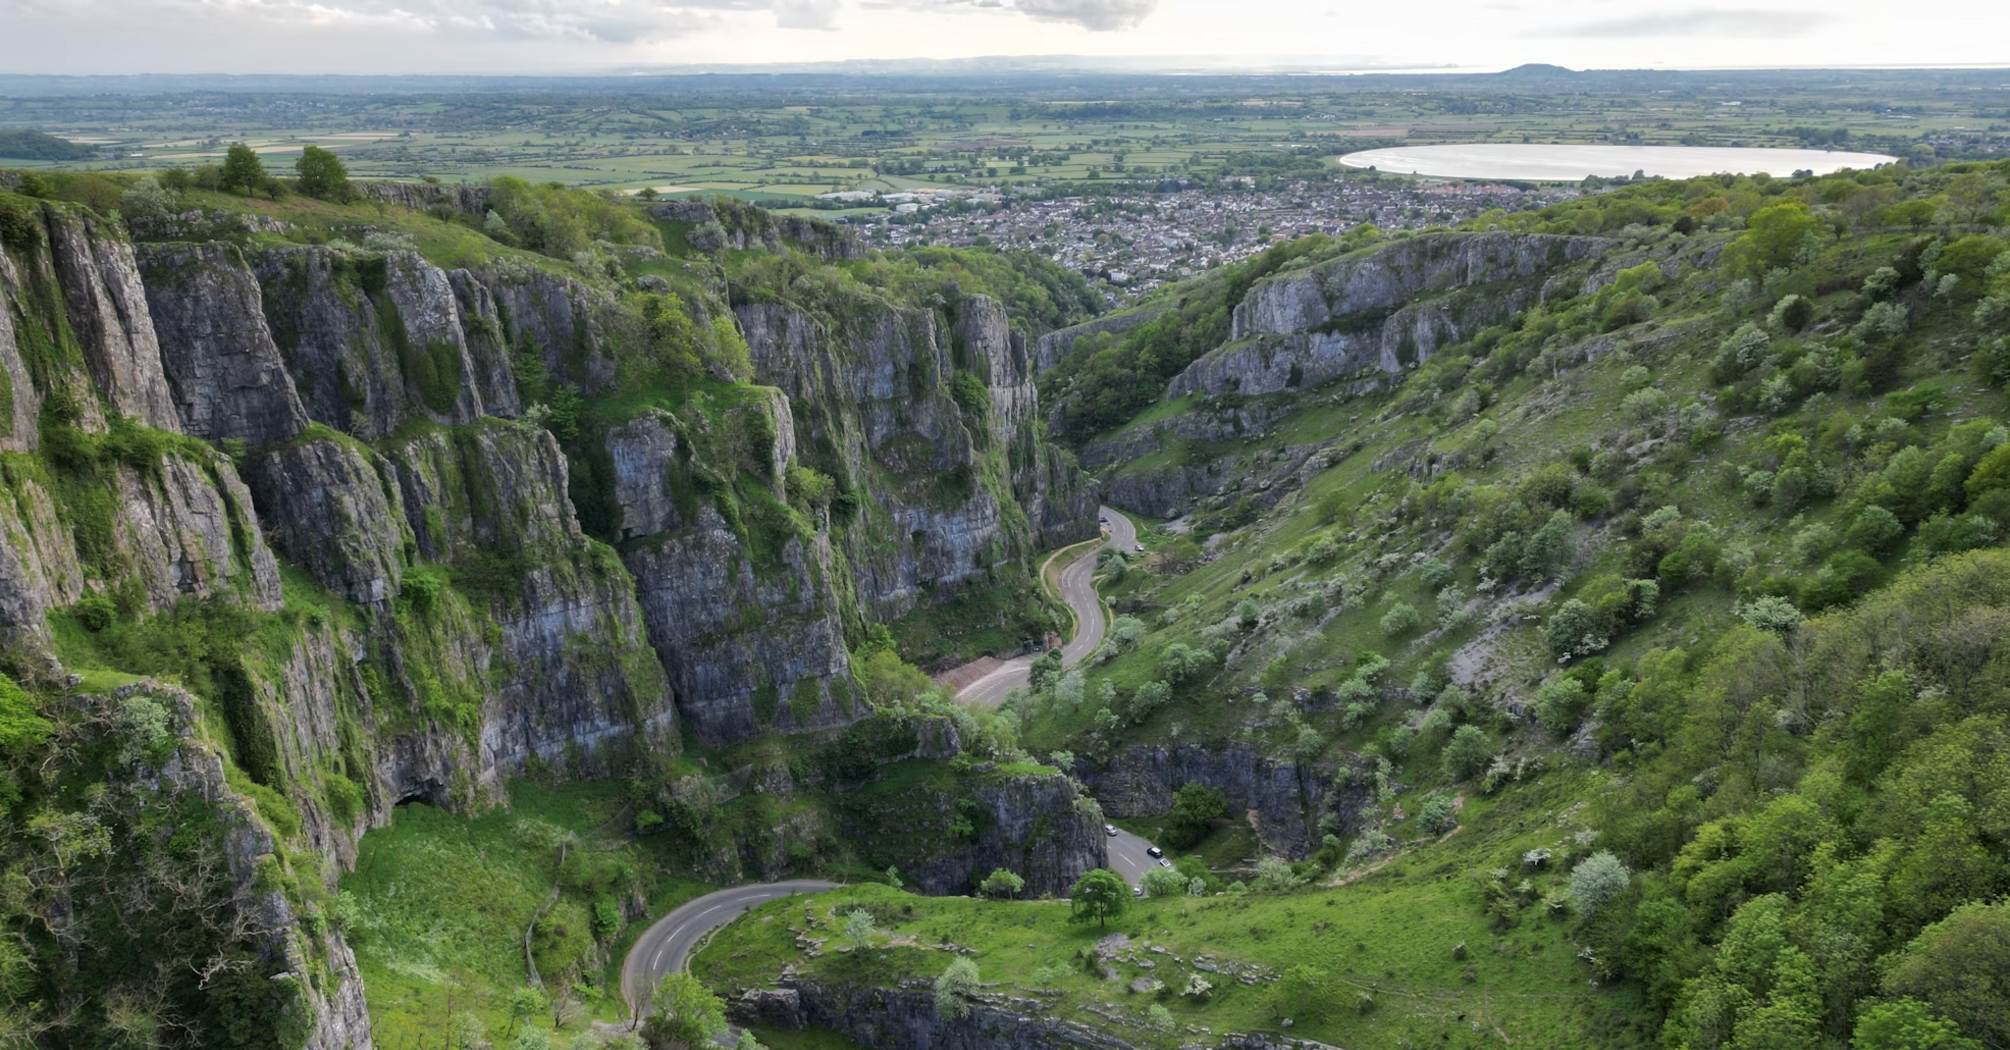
1104,824 -> 1118,837
1133,543 -> 1146,553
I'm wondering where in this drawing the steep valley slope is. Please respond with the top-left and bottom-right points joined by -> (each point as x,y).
0,179 -> 1107,1048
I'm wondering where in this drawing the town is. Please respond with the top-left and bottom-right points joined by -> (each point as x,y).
844,176 -> 1579,301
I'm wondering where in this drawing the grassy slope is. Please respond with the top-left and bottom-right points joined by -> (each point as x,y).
339,781 -> 711,1043
696,766 -> 1646,1049
701,165 -> 2010,1049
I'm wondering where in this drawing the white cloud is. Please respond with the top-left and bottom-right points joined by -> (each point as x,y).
1549,8 -> 1817,38
775,0 -> 842,29
1012,0 -> 1155,31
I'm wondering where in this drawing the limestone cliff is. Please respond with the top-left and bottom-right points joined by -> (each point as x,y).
1081,741 -> 1373,859
1165,233 -> 1613,398
0,186 -> 1101,1045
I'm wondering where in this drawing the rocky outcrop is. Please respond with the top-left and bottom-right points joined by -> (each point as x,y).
735,296 -> 1097,620
833,767 -> 1107,898
1166,233 -> 1613,398
1034,303 -> 1167,373
112,453 -> 286,613
1083,741 -> 1372,859
44,207 -> 180,431
736,980 -> 1137,1050
1080,399 -> 1292,472
252,247 -> 511,439
379,419 -> 677,783
102,682 -> 373,1049
734,978 -> 1341,1050
138,242 -> 310,448
473,258 -> 621,393
656,199 -> 865,260
245,435 -> 409,605
355,180 -> 490,217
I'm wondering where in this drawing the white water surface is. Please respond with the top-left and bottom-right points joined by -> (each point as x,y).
1339,144 -> 1897,181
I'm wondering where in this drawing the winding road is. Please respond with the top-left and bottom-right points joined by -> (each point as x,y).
958,506 -> 1136,707
622,880 -> 839,1020
620,508 -> 1158,1021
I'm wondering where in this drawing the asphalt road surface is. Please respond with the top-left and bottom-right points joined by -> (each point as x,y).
959,506 -> 1137,707
1106,827 -> 1161,887
621,879 -> 837,1019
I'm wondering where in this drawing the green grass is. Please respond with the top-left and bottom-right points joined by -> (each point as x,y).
339,781 -> 713,1044
696,767 -> 1647,1049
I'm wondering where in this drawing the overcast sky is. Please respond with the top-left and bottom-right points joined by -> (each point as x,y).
0,0 -> 2005,76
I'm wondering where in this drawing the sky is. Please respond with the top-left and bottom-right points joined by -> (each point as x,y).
0,0 -> 2005,76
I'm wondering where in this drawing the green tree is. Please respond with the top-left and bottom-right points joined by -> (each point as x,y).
1068,868 -> 1129,929
1442,725 -> 1492,781
1855,998 -> 1984,1050
934,957 -> 980,1020
1734,199 -> 1821,275
1163,781 -> 1228,850
1883,903 -> 2010,1047
1569,852 -> 1631,917
0,674 -> 52,756
978,868 -> 1025,899
294,145 -> 353,202
219,143 -> 265,194
1141,866 -> 1189,898
505,987 -> 546,1036
644,972 -> 728,1049
840,908 -> 878,951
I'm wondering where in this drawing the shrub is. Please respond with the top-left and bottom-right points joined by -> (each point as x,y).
1443,726 -> 1492,781
978,868 -> 1025,899
1846,505 -> 1906,556
1534,677 -> 1591,735
1418,794 -> 1457,834
1545,599 -> 1610,659
1379,601 -> 1423,637
1141,866 -> 1189,899
1568,852 -> 1631,917
935,958 -> 980,1020
1769,294 -> 1815,332
1737,595 -> 1806,633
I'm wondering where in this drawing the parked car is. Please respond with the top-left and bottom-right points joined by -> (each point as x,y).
1146,845 -> 1164,858
1104,824 -> 1118,837
1133,543 -> 1146,553
1132,887 -> 1144,897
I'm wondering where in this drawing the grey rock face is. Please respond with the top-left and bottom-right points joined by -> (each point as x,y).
113,454 -> 286,613
737,300 -> 1029,620
857,770 -> 1108,898
0,246 -> 40,450
253,247 -> 498,439
245,437 -> 409,605
0,473 -> 84,660
606,409 -> 686,540
381,419 -> 676,780
1166,233 -> 1613,398
138,242 -> 309,448
119,682 -> 374,1049
623,504 -> 853,746
736,980 -> 1138,1050
355,180 -> 490,216
447,270 -> 522,420
474,259 -> 620,393
1082,741 -> 1372,859
1034,303 -> 1168,373
43,208 -> 181,431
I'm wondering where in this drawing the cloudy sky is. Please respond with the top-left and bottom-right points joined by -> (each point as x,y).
0,0 -> 2004,75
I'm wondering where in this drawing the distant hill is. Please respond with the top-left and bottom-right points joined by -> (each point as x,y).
0,129 -> 94,161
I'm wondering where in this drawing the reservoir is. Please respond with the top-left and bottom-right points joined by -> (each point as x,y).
1338,143 -> 1898,181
